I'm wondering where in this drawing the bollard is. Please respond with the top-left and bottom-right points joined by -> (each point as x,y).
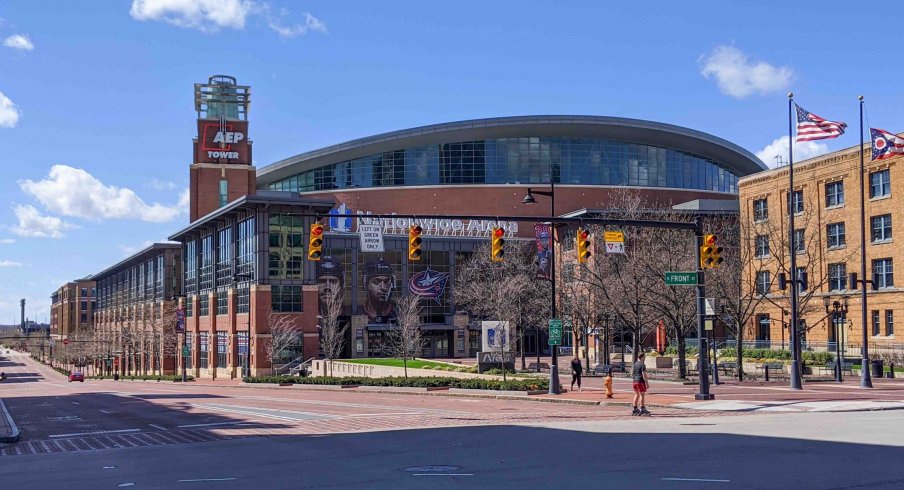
764,365 -> 770,382
888,363 -> 896,379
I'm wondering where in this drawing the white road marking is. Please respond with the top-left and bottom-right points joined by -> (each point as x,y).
177,421 -> 248,429
103,466 -> 117,469
148,424 -> 168,431
662,477 -> 730,482
72,401 -> 79,405
178,478 -> 238,482
99,409 -> 112,414
50,429 -> 141,438
117,483 -> 135,487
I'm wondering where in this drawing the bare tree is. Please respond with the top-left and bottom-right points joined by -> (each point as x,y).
384,294 -> 424,379
318,289 -> 347,377
455,241 -> 549,370
150,301 -> 181,375
265,311 -> 300,374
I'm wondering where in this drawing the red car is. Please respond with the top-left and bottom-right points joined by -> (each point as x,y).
68,371 -> 84,382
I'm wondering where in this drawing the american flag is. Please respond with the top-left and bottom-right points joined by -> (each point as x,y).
871,127 -> 904,161
795,104 -> 846,142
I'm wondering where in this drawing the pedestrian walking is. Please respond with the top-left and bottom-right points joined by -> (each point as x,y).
570,357 -> 583,391
632,352 -> 650,416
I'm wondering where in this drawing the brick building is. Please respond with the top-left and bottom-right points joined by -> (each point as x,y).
50,279 -> 96,340
738,141 -> 902,352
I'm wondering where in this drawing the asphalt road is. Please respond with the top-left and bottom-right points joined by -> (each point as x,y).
2,351 -> 904,489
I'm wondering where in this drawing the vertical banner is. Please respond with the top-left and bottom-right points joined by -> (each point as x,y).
176,308 -> 185,333
535,224 -> 552,281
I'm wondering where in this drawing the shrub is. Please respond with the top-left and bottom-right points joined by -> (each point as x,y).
242,375 -> 548,391
89,374 -> 194,382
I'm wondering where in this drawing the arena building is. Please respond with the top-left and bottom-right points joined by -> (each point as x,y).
82,75 -> 768,379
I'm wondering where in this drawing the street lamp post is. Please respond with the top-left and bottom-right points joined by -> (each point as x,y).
522,182 -> 561,394
857,95 -> 873,389
824,296 -> 850,383
602,313 -> 611,366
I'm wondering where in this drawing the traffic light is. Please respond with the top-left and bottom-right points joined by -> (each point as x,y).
408,225 -> 423,261
491,227 -> 505,262
576,228 -> 591,264
308,223 -> 324,261
700,234 -> 723,269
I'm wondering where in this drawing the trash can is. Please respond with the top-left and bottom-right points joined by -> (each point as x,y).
871,360 -> 884,378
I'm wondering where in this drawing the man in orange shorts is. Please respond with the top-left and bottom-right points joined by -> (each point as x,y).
632,352 -> 650,416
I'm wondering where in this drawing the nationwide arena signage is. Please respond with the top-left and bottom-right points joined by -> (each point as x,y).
329,203 -> 518,237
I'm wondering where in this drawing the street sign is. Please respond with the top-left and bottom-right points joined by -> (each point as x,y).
665,271 -> 699,286
604,231 -> 625,254
359,223 -> 385,252
704,319 -> 714,331
182,346 -> 190,357
548,319 -> 563,346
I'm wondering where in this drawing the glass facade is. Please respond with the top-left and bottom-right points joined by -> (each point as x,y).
267,137 -> 740,194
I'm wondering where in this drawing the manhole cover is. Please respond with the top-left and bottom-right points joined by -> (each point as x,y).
402,466 -> 461,473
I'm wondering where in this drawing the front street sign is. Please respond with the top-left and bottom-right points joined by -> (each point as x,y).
665,271 -> 699,286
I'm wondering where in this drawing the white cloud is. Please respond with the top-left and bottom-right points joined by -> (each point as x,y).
268,12 -> 326,39
18,165 -> 187,223
700,45 -> 792,99
755,135 -> 830,168
0,238 -> 13,244
11,204 -> 77,239
0,92 -> 21,128
130,0 -> 255,32
147,178 -> 177,190
118,240 -> 154,257
177,188 -> 190,208
0,260 -> 22,267
3,34 -> 34,51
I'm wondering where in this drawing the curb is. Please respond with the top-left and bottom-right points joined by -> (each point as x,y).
0,399 -> 21,443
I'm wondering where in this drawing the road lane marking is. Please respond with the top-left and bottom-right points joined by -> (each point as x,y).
99,410 -> 112,414
148,424 -> 168,431
662,477 -> 730,483
178,478 -> 238,482
72,402 -> 79,405
413,474 -> 474,476
50,429 -> 141,438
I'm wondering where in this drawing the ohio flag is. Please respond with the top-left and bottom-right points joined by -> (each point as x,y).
870,127 -> 904,161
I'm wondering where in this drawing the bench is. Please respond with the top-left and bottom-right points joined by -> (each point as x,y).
592,363 -> 626,375
823,360 -> 855,375
718,362 -> 738,375
527,362 -> 551,373
756,362 -> 785,380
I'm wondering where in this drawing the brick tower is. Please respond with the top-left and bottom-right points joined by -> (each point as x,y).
189,75 -> 255,222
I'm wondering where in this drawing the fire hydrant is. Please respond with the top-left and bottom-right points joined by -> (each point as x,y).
604,373 -> 614,398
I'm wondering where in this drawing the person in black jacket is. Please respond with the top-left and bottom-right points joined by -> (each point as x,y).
570,357 -> 583,391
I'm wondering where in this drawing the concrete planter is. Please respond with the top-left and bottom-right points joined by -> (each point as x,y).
655,356 -> 673,369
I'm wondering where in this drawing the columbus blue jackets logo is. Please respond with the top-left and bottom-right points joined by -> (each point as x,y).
408,268 -> 449,301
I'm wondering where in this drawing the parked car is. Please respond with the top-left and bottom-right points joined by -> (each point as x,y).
68,371 -> 84,382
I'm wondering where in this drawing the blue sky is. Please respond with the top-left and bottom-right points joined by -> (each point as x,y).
0,0 -> 901,323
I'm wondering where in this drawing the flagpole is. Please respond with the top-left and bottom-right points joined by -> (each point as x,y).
787,93 -> 803,390
859,95 -> 873,388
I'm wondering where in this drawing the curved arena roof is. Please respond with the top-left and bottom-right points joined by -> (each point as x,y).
256,115 -> 766,186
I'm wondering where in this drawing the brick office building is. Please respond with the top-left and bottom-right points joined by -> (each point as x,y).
738,140 -> 902,351
50,279 -> 96,340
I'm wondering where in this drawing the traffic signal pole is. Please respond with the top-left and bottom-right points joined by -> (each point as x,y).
695,220 -> 714,400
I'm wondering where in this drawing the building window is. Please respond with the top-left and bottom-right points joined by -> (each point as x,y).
269,215 -> 305,279
794,229 -> 805,254
237,286 -> 250,314
795,267 -> 806,293
219,180 -> 228,208
217,333 -> 227,368
886,310 -> 894,336
825,181 -> 844,207
81,287 -> 88,297
184,332 -> 193,369
756,314 -> 771,341
271,285 -> 303,312
80,301 -> 88,311
91,287 -> 96,297
216,294 -> 228,315
753,198 -> 768,222
826,222 -> 845,248
828,263 -> 847,291
873,258 -> 894,289
199,295 -> 209,316
787,190 -> 803,214
199,332 -> 209,369
185,298 -> 193,318
871,214 -> 892,242
756,271 -> 770,295
872,310 -> 881,336
755,235 -> 770,258
869,169 -> 891,198
237,331 -> 249,372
